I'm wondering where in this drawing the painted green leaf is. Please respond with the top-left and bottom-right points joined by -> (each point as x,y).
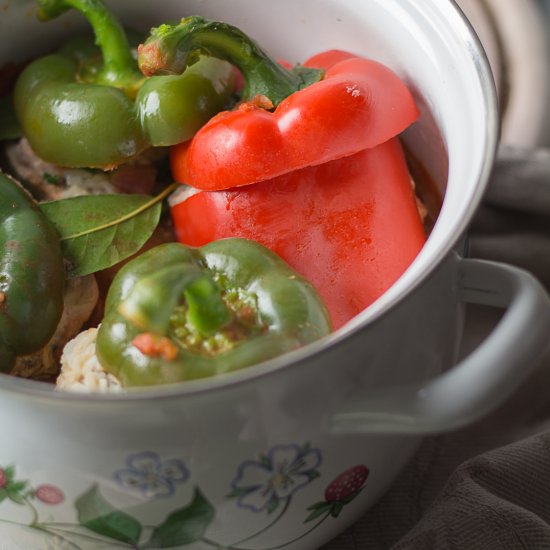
4,466 -> 15,482
7,491 -> 26,505
143,488 -> 215,548
76,484 -> 142,545
266,496 -> 279,515
258,454 -> 270,468
306,501 -> 331,511
305,503 -> 331,523
9,481 -> 28,493
306,470 -> 321,482
330,501 -> 344,518
40,184 -> 176,278
6,479 -> 29,504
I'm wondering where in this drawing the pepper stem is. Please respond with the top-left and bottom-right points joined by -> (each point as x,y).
118,263 -> 231,339
138,16 -> 324,107
37,0 -> 142,95
184,277 -> 232,337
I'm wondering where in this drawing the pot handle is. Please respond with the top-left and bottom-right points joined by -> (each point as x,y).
330,258 -> 550,434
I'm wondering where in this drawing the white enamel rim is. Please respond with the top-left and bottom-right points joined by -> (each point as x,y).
0,0 -> 499,401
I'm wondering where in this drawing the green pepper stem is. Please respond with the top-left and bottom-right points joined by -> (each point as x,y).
118,263 -> 231,338
138,16 -> 323,106
184,276 -> 232,337
37,0 -> 141,93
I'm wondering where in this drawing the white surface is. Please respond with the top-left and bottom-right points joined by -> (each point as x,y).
333,258 -> 550,433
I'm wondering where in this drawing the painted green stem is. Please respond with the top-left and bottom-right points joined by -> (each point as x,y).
230,498 -> 291,546
261,513 -> 330,550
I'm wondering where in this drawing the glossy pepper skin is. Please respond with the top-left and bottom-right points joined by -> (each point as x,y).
170,139 -> 426,329
96,239 -> 331,387
138,17 -> 419,190
14,0 -> 236,169
0,173 -> 65,371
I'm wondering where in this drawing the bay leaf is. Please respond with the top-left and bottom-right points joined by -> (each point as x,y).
41,184 -> 177,278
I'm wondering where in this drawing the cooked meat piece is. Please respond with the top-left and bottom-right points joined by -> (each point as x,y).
12,274 -> 100,382
5,138 -> 116,200
5,138 -> 67,200
56,327 -> 122,393
5,138 -> 169,201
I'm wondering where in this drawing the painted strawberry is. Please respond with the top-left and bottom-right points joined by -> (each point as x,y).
324,465 -> 369,503
0,469 -> 6,489
305,464 -> 369,522
35,484 -> 65,505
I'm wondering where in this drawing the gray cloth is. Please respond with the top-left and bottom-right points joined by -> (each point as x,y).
323,146 -> 550,550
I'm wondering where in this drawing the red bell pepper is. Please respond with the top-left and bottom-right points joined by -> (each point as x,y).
170,138 -> 426,329
138,17 -> 419,190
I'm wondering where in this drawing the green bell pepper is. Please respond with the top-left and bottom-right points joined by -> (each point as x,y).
14,0 -> 236,169
0,173 -> 65,371
96,239 -> 332,386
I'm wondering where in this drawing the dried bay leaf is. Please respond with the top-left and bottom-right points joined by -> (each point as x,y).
41,184 -> 177,278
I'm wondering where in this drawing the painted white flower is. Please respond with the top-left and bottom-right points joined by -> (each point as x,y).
229,444 -> 322,513
114,451 -> 189,499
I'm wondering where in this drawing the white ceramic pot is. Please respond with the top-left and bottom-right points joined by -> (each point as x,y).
0,1 -> 549,549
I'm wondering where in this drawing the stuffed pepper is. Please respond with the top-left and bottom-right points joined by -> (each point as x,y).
90,238 -> 332,386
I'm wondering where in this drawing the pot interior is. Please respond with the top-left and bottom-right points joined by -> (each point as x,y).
0,0 -> 498,394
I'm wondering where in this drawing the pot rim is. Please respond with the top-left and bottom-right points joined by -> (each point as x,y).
0,0 -> 499,402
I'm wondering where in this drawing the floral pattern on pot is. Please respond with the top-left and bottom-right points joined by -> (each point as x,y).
0,447 -> 370,549
228,443 -> 322,513
306,465 -> 370,522
0,465 -> 64,508
113,451 -> 190,499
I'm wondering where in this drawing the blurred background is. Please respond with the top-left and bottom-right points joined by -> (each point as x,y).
457,0 -> 550,148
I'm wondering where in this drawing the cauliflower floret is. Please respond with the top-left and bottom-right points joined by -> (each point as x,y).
56,327 -> 123,393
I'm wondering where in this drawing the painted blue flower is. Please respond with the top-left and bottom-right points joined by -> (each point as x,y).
229,443 -> 322,513
114,451 -> 189,499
